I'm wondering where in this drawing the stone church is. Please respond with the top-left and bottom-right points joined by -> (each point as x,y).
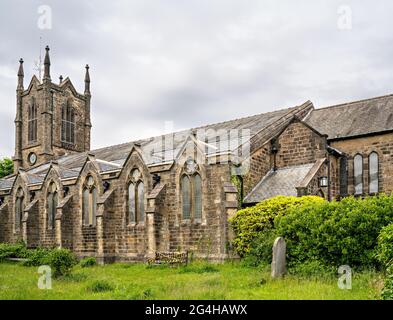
0,47 -> 392,262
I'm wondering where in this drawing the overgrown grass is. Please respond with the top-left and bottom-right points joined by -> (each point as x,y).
0,261 -> 383,300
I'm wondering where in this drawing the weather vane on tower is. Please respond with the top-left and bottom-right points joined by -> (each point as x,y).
33,36 -> 44,81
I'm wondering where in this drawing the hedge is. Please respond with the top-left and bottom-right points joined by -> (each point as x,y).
275,195 -> 393,268
0,243 -> 77,277
376,224 -> 393,269
229,195 -> 325,257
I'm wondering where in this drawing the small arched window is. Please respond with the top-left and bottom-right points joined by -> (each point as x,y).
193,174 -> 202,220
137,182 -> 145,222
28,97 -> 37,143
181,158 -> 203,221
47,182 -> 58,229
181,175 -> 191,220
15,188 -> 24,231
354,154 -> 363,195
61,100 -> 75,144
128,182 -> 136,223
369,152 -> 379,194
127,169 -> 145,224
82,176 -> 97,226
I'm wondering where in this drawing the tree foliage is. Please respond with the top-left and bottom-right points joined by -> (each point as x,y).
275,195 -> 393,268
0,158 -> 13,179
229,195 -> 325,257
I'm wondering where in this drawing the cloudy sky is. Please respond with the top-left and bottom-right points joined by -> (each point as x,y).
1,0 -> 393,159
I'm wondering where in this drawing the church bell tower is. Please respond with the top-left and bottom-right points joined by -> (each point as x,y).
13,46 -> 92,172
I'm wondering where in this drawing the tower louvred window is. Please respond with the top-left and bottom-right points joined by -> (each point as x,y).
61,100 -> 75,144
28,97 -> 37,143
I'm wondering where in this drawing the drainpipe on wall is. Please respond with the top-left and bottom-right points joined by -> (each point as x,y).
271,138 -> 278,171
327,156 -> 331,202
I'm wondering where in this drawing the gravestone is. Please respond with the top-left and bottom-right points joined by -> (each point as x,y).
271,237 -> 286,278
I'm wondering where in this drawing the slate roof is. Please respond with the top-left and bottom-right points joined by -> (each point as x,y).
305,94 -> 393,140
243,163 -> 315,204
0,101 -> 311,191
0,176 -> 15,190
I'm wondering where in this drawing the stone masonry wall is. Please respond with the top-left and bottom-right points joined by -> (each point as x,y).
276,120 -> 327,168
330,132 -> 393,196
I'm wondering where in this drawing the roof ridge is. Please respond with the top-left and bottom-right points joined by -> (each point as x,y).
89,102 -> 303,154
316,93 -> 393,111
191,104 -> 299,131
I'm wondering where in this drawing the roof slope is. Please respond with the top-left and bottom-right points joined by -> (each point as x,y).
0,101 -> 311,191
305,94 -> 393,140
244,163 -> 315,203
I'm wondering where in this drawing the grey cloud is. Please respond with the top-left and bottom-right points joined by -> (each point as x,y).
1,0 -> 393,158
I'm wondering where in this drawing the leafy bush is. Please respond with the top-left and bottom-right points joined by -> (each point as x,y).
0,242 -> 28,261
80,257 -> 97,268
46,248 -> 77,278
381,274 -> 393,300
275,195 -> 393,268
229,196 -> 325,256
23,248 -> 52,266
376,224 -> 393,269
0,158 -> 13,179
245,228 -> 278,266
87,280 -> 114,293
0,244 -> 77,277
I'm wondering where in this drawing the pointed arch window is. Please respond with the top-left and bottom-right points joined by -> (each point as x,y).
28,97 -> 38,143
193,174 -> 202,219
61,100 -> 75,144
181,172 -> 203,220
137,182 -> 145,222
47,182 -> 58,229
15,188 -> 24,231
354,154 -> 363,195
82,176 -> 97,226
127,169 -> 145,224
369,152 -> 379,194
181,175 -> 191,220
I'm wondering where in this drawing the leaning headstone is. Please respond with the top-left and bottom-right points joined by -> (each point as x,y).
271,237 -> 286,278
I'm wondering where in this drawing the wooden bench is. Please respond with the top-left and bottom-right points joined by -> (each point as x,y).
147,251 -> 188,266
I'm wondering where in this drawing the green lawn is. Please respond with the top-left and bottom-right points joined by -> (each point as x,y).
0,261 -> 383,300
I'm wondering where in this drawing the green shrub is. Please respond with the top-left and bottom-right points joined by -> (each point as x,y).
0,242 -> 28,261
87,280 -> 114,293
80,257 -> 97,268
229,196 -> 325,256
376,224 -> 393,269
381,265 -> 393,300
23,248 -> 52,266
275,194 -> 393,268
0,158 -> 13,179
46,248 -> 77,278
245,228 -> 278,266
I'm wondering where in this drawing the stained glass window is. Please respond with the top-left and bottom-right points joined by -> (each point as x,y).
354,154 -> 363,195
369,152 -> 379,194
181,175 -> 191,219
193,174 -> 202,219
